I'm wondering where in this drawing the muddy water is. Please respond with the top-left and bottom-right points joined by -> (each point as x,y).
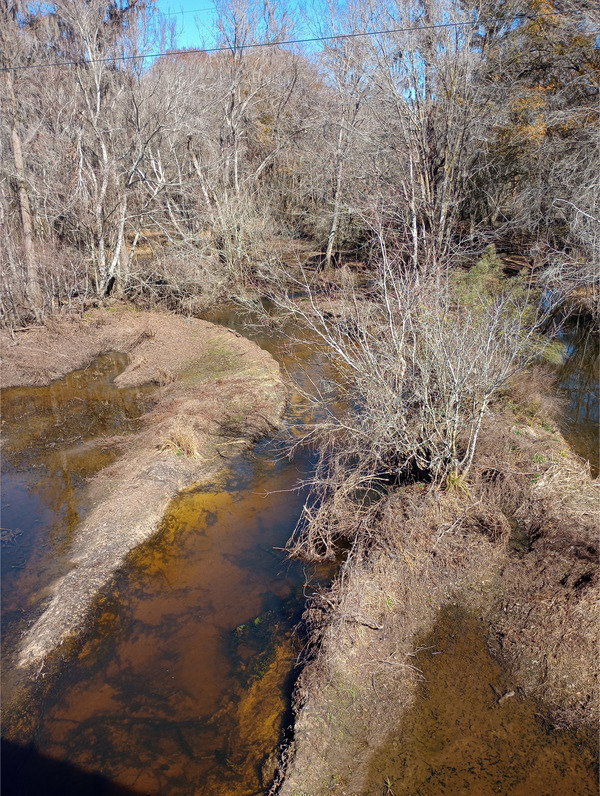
1,320 -> 329,795
1,354 -> 157,647
366,607 -> 598,795
27,456 -> 316,795
2,311 -> 598,796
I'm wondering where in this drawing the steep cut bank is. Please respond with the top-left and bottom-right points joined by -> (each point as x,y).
272,408 -> 599,794
1,307 -> 285,681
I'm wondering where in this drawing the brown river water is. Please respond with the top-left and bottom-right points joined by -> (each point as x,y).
366,607 -> 598,795
1,311 -> 598,795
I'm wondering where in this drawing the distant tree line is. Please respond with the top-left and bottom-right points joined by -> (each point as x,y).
1,0 -> 598,324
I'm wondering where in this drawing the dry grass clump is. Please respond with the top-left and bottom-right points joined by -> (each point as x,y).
275,485 -> 506,795
462,413 -> 599,727
159,419 -> 203,459
503,364 -> 565,424
480,452 -> 598,728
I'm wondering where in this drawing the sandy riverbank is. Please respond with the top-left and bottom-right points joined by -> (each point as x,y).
1,307 -> 285,700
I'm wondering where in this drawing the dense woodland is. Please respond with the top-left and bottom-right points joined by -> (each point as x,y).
1,0 -> 599,499
1,0 -> 598,324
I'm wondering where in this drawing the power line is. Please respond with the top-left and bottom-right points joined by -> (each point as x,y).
0,11 -> 592,73
161,5 -> 216,14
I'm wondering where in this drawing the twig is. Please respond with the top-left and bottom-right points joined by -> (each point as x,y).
377,659 -> 423,676
371,671 -> 380,699
347,613 -> 384,630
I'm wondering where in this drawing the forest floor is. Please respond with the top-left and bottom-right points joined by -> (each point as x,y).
1,305 -> 285,733
273,393 -> 599,795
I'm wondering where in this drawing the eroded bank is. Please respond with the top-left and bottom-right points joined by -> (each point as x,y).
273,321 -> 599,795
2,305 -> 598,796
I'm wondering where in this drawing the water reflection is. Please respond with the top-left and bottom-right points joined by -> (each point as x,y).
2,321 -> 329,795
1,355 -> 156,652
32,447 -> 317,795
556,318 -> 599,475
2,309 -> 597,795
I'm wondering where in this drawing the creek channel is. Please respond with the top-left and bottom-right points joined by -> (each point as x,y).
1,312 -> 335,796
1,309 -> 598,796
556,313 -> 599,475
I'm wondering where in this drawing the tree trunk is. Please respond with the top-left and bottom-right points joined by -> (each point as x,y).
325,122 -> 347,272
102,195 -> 127,296
6,69 -> 43,318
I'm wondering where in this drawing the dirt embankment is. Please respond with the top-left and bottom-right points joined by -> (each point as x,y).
1,307 -> 285,680
272,409 -> 599,795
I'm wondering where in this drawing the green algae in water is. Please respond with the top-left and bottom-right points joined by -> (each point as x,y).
230,608 -> 285,685
366,606 -> 598,795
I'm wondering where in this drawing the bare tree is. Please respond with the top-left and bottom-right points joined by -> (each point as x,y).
467,0 -> 600,264
359,0 -> 490,270
312,0 -> 374,270
270,242 -> 556,558
50,0 -> 173,295
0,2 -> 47,319
1,0 -> 596,325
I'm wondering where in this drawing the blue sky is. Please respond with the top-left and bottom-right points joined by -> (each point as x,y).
154,1 -> 321,51
155,1 -> 220,49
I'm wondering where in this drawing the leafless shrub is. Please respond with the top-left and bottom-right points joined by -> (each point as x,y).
126,248 -> 230,312
270,246 -> 558,560
0,233 -> 91,328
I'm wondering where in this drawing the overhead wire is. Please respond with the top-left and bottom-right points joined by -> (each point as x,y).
0,9 -> 593,72
161,6 -> 217,13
